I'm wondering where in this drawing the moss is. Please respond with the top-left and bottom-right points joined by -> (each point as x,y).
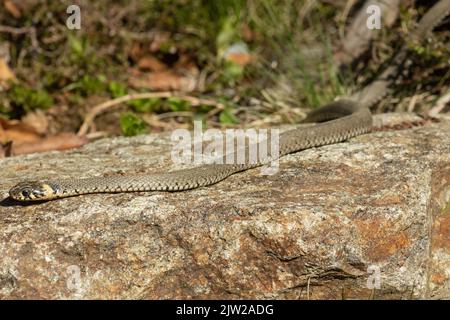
8,84 -> 54,113
128,98 -> 161,113
119,112 -> 148,136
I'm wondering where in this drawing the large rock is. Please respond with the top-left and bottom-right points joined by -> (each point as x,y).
0,113 -> 449,299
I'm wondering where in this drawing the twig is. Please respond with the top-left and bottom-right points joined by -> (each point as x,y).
156,111 -> 194,119
85,131 -> 109,140
141,113 -> 189,131
407,94 -> 420,112
0,25 -> 31,34
299,0 -> 318,26
338,0 -> 358,40
0,25 -> 39,49
429,90 -> 450,116
77,92 -> 225,136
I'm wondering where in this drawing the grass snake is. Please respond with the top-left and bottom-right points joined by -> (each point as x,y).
9,0 -> 450,201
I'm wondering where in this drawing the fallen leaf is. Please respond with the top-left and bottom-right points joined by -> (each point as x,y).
129,53 -> 199,92
11,132 -> 88,156
0,117 -> 41,144
129,70 -> 197,92
0,58 -> 15,82
4,0 -> 39,15
0,116 -> 88,157
224,52 -> 255,66
223,43 -> 255,66
137,55 -> 168,72
3,0 -> 21,18
21,109 -> 49,135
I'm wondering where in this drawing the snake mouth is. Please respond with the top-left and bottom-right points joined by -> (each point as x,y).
9,182 -> 56,201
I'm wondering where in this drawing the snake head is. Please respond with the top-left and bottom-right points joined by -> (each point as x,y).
9,181 -> 57,201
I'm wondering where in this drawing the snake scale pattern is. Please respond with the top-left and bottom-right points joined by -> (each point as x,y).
9,1 -> 450,201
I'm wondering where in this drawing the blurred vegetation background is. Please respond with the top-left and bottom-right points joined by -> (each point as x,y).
0,0 -> 448,143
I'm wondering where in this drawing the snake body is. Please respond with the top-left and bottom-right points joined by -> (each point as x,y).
9,1 -> 450,201
10,101 -> 371,201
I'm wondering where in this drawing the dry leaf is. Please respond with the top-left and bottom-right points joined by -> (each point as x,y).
0,58 -> 15,82
11,133 -> 88,155
224,52 -> 255,66
0,116 -> 88,156
3,0 -> 21,18
129,70 -> 197,92
0,117 -> 41,144
223,43 -> 255,66
137,55 -> 167,72
21,109 -> 49,135
130,54 -> 199,92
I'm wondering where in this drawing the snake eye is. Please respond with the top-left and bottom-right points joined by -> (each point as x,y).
21,190 -> 31,198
